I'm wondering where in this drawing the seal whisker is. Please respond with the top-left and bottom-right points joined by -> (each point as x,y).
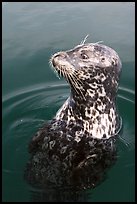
71,73 -> 84,89
56,69 -> 61,79
68,74 -> 81,96
93,40 -> 104,44
71,75 -> 85,97
49,59 -> 61,79
72,73 -> 83,86
68,74 -> 79,93
68,70 -> 83,87
59,66 -> 66,79
80,34 -> 89,45
54,68 -> 60,79
60,67 -> 64,77
65,72 -> 70,84
63,69 -> 68,82
63,68 -> 68,81
69,73 -> 86,100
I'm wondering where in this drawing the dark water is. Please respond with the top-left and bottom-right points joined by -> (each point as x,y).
2,2 -> 135,202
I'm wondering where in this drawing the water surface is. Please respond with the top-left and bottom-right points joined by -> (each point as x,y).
2,2 -> 135,202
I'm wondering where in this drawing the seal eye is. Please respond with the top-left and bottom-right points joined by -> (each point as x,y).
81,53 -> 88,59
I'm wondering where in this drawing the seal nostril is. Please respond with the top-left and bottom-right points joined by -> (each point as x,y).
55,53 -> 67,59
54,54 -> 61,58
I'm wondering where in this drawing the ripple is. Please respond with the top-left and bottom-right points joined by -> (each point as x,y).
118,86 -> 135,94
2,82 -> 69,156
118,95 -> 134,104
2,82 -> 69,118
116,86 -> 135,152
2,82 -> 135,191
118,86 -> 135,103
2,82 -> 68,103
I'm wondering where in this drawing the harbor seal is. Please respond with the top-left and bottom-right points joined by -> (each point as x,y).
25,38 -> 122,190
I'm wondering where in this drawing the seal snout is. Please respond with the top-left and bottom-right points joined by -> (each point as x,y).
52,52 -> 67,67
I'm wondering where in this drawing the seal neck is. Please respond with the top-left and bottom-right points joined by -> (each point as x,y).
69,66 -> 119,106
71,84 -> 117,105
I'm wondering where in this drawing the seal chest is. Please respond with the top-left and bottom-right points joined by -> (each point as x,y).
25,41 -> 122,189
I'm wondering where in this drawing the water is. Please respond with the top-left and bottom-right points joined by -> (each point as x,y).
2,2 -> 135,202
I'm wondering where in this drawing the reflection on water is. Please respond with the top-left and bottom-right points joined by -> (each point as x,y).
30,186 -> 90,202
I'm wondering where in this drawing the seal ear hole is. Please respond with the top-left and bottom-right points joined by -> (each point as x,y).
101,57 -> 105,62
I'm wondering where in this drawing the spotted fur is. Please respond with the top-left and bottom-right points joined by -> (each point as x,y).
25,42 -> 122,190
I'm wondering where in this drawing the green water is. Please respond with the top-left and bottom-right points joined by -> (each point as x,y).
2,2 -> 135,202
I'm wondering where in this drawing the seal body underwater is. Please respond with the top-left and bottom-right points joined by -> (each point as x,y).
25,39 -> 122,189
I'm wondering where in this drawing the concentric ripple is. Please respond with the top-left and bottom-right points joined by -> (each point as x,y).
2,82 -> 135,202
